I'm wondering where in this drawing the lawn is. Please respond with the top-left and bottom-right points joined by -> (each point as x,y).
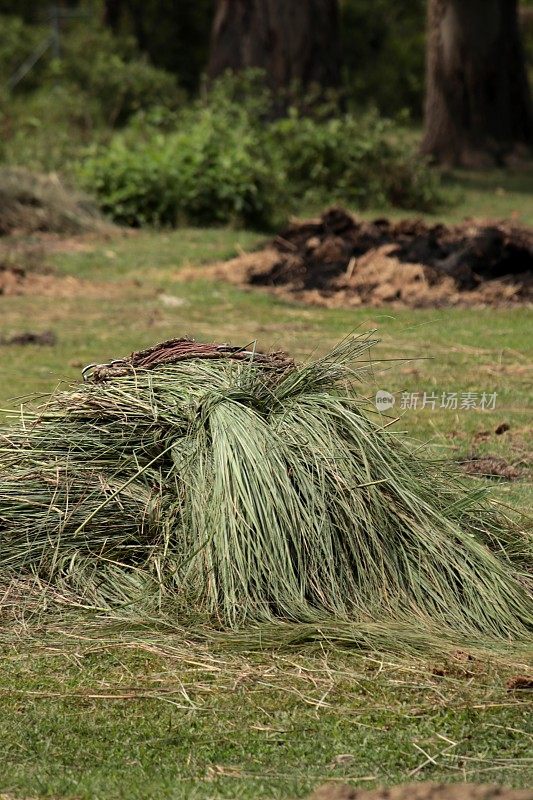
0,171 -> 532,799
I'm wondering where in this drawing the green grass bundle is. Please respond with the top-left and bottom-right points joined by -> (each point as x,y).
0,335 -> 531,647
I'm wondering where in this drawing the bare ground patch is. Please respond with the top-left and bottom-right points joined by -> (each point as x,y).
308,784 -> 533,800
0,238 -> 133,299
459,456 -> 522,481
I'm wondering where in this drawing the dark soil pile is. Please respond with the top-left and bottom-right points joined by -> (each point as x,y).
205,208 -> 533,308
308,783 -> 533,800
460,456 -> 521,481
0,330 -> 56,346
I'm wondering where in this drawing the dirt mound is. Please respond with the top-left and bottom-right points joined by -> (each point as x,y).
204,208 -> 532,308
0,167 -> 109,236
0,265 -> 90,298
308,783 -> 533,800
460,456 -> 521,481
0,330 -> 56,346
0,242 -> 56,296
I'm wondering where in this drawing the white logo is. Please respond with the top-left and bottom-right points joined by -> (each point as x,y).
375,390 -> 395,411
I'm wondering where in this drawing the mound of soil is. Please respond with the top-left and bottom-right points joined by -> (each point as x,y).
1,243 -> 50,296
460,456 -> 521,481
0,264 -> 83,297
308,783 -> 533,800
0,330 -> 56,346
204,208 -> 533,308
0,167 -> 109,236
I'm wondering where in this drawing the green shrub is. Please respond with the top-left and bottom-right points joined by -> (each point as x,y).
0,19 -> 184,173
80,77 -> 442,228
266,109 -> 440,211
80,101 -> 280,228
0,86 -> 105,172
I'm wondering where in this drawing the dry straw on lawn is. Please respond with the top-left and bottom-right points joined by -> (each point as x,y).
0,335 -> 531,655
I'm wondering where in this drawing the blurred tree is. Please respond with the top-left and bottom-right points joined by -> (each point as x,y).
340,0 -> 426,117
2,0 -> 532,122
207,0 -> 343,110
100,0 -> 213,93
421,0 -> 533,166
0,1 -> 80,23
103,0 -> 122,32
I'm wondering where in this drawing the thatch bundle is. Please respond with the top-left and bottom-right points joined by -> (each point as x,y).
0,336 -> 531,649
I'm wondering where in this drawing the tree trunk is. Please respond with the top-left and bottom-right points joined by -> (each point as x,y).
103,0 -> 123,32
207,0 -> 342,109
421,0 -> 533,167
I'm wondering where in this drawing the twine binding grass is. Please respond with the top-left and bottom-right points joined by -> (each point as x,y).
0,334 -> 531,652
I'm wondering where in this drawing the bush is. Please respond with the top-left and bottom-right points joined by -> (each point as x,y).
266,109 -> 440,211
80,77 -> 442,228
0,86 -> 106,172
0,19 -> 184,173
80,100 -> 280,228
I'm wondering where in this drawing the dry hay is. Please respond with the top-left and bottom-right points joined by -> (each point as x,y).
0,335 -> 531,660
0,167 -> 110,237
308,784 -> 533,800
198,208 -> 533,308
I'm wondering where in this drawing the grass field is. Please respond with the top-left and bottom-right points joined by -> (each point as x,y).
0,171 -> 532,799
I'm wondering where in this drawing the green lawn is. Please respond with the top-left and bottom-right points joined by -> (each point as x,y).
0,634 -> 531,799
0,172 -> 532,799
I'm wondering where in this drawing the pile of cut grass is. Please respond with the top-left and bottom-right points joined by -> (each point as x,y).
0,167 -> 109,236
0,335 -> 531,655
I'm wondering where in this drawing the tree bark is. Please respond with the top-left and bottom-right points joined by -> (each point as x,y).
207,0 -> 342,109
421,0 -> 533,167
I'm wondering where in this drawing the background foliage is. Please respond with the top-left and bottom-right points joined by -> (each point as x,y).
0,1 -> 530,226
79,75 -> 441,227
